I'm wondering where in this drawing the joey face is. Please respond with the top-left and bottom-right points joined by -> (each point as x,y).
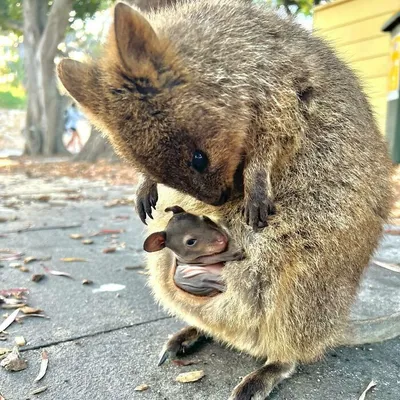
57,2 -> 246,205
164,213 -> 228,262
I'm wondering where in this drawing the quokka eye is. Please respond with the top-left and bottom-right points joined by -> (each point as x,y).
191,150 -> 208,173
186,239 -> 197,246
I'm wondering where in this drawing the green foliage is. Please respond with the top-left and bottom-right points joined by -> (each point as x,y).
0,0 -> 112,36
0,84 -> 26,109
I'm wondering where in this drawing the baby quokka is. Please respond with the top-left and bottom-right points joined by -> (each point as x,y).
144,205 -> 244,296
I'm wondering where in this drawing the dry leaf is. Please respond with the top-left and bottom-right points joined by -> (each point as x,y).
10,263 -> 22,268
18,314 -> 49,320
175,370 -> 205,383
70,233 -> 83,240
134,384 -> 149,391
90,229 -> 125,237
82,239 -> 93,245
37,195 -> 51,202
0,288 -> 29,296
15,336 -> 26,347
358,380 -> 376,400
172,359 -> 202,367
43,266 -> 74,279
82,279 -> 93,285
21,306 -> 42,315
102,247 -> 117,254
34,351 -> 49,383
60,257 -> 86,262
0,309 -> 19,332
125,265 -> 143,270
31,386 -> 48,395
0,346 -> 27,371
0,348 -> 11,357
92,284 -> 126,293
372,260 -> 400,273
19,266 -> 29,273
31,274 -> 45,282
24,256 -> 37,264
0,250 -> 24,261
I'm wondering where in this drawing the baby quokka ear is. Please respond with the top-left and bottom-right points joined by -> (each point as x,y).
165,206 -> 186,215
143,231 -> 167,252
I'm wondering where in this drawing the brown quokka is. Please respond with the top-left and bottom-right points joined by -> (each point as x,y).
57,0 -> 393,398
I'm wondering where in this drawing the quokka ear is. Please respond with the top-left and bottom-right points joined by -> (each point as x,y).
165,206 -> 186,215
57,59 -> 96,108
113,2 -> 163,74
143,231 -> 167,252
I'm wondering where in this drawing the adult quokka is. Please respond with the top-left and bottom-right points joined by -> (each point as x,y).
57,0 -> 392,398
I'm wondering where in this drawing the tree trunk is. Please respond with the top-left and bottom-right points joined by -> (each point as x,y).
73,129 -> 120,163
23,0 -> 73,156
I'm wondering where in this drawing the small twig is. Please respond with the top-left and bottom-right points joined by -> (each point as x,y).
1,223 -> 82,235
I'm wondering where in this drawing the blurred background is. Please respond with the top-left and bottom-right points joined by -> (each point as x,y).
0,0 -> 398,168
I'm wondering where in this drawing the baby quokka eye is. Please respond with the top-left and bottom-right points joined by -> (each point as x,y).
191,150 -> 208,173
186,239 -> 197,246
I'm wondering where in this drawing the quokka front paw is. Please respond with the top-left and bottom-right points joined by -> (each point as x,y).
135,179 -> 158,224
243,193 -> 276,232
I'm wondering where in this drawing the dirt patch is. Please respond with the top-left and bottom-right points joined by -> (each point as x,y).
0,157 -> 138,186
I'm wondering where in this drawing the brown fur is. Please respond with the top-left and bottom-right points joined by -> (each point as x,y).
57,0 -> 393,396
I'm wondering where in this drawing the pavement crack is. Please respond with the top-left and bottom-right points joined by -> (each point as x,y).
20,315 -> 173,352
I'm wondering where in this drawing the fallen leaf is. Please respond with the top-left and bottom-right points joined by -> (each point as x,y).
31,274 -> 45,282
125,265 -> 143,270
15,336 -> 26,347
134,384 -> 149,391
114,215 -> 130,220
358,380 -> 376,400
82,279 -> 93,285
175,370 -> 205,383
0,348 -> 11,357
0,347 -> 27,371
92,284 -> 126,293
0,249 -> 24,261
0,309 -> 19,332
34,351 -> 49,383
60,257 -> 86,262
10,263 -> 22,268
1,303 -> 26,310
0,288 -> 29,296
172,359 -> 202,367
18,314 -> 49,320
43,266 -> 74,279
37,195 -> 51,202
31,386 -> 48,395
21,306 -> 42,315
19,266 -> 29,273
102,247 -> 117,254
70,233 -> 83,240
372,260 -> 400,273
82,239 -> 93,245
90,229 -> 125,237
24,256 -> 37,264
104,198 -> 134,208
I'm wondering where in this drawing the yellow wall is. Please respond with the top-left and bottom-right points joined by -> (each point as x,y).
314,0 -> 400,134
